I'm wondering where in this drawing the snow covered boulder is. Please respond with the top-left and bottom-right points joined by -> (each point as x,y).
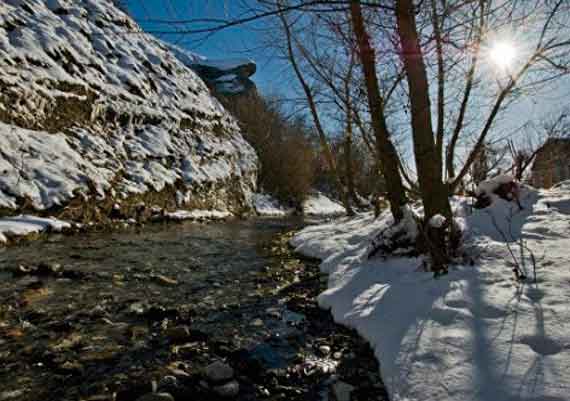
302,192 -> 346,216
0,215 -> 71,244
252,193 -> 294,216
474,175 -> 521,209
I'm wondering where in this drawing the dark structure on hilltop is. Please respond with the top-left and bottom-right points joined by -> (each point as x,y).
531,138 -> 570,188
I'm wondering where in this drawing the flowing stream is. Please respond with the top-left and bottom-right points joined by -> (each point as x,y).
0,218 -> 387,401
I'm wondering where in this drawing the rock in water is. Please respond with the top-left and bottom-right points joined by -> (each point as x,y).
153,275 -> 178,287
135,393 -> 175,401
212,380 -> 240,398
318,345 -> 331,356
165,326 -> 191,343
205,361 -> 234,383
332,381 -> 355,401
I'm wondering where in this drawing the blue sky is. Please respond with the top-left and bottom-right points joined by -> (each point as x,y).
125,0 -> 289,95
124,1 -> 569,148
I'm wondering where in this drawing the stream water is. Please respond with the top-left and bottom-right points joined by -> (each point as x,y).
0,218 -> 387,401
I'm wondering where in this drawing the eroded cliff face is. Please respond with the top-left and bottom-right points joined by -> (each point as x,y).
0,0 -> 258,220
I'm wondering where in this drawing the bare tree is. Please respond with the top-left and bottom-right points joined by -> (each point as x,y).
277,6 -> 354,215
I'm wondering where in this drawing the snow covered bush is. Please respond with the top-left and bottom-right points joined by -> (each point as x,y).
473,175 -> 522,209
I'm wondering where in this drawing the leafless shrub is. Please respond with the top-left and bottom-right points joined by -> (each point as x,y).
487,208 -> 539,283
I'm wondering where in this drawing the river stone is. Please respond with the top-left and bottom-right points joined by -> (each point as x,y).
332,381 -> 354,401
158,375 -> 178,390
212,380 -> 239,398
135,393 -> 174,401
153,274 -> 178,286
165,326 -> 191,343
205,361 -> 234,383
318,345 -> 331,356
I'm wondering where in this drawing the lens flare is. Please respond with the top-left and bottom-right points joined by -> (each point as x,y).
489,41 -> 517,69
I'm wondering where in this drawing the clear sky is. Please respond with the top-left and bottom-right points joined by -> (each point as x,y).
124,1 -> 569,148
125,0 -> 289,95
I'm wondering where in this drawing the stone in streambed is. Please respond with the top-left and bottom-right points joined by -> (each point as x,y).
212,380 -> 240,398
135,393 -> 174,401
153,274 -> 178,286
205,361 -> 234,383
165,326 -> 191,343
332,381 -> 354,401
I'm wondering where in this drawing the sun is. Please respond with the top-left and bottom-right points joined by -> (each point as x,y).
489,41 -> 517,69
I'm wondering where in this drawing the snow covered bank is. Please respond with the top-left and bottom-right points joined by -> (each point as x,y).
252,192 -> 347,217
252,193 -> 294,216
302,193 -> 346,216
0,215 -> 71,244
292,186 -> 570,401
159,209 -> 232,222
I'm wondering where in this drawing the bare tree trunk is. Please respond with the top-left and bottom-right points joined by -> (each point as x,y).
344,113 -> 362,208
395,0 -> 451,219
395,0 -> 452,271
349,0 -> 407,222
278,9 -> 353,215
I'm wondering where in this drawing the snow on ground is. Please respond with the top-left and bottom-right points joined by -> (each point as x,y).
160,209 -> 232,221
302,192 -> 346,216
252,193 -> 294,216
0,215 -> 71,243
475,174 -> 515,197
292,185 -> 570,401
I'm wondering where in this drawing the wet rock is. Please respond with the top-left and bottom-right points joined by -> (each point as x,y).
205,361 -> 234,383
166,368 -> 191,379
165,326 -> 191,343
37,262 -> 62,275
152,274 -> 178,287
115,382 -> 153,401
318,345 -> 331,356
56,360 -> 84,375
139,306 -> 179,321
135,393 -> 175,401
238,340 -> 295,373
128,302 -> 147,315
332,381 -> 355,401
282,310 -> 305,326
158,376 -> 178,389
212,380 -> 239,398
0,390 -> 25,400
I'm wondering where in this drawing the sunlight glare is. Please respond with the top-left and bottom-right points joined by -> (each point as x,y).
489,41 -> 517,69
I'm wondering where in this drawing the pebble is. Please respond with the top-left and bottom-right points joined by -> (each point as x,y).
333,351 -> 343,360
332,381 -> 355,401
165,326 -> 191,343
250,318 -> 264,327
153,274 -> 178,286
318,345 -> 331,356
135,393 -> 175,401
0,390 -> 25,400
205,361 -> 234,383
158,376 -> 178,390
213,380 -> 239,398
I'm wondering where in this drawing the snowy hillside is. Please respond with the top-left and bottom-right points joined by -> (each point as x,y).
0,0 -> 257,216
292,184 -> 570,401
